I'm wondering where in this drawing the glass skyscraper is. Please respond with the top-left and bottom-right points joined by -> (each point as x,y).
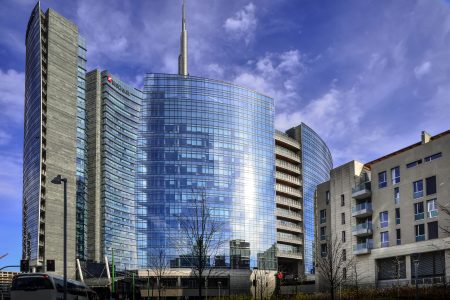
136,74 -> 277,270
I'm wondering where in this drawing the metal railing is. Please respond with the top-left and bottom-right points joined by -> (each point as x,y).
275,146 -> 301,162
276,184 -> 301,197
276,196 -> 302,209
275,130 -> 300,149
352,202 -> 372,213
352,181 -> 371,194
276,209 -> 302,220
276,172 -> 301,186
353,240 -> 373,252
276,159 -> 301,174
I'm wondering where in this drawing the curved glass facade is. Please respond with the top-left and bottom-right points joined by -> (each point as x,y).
23,2 -> 42,264
101,72 -> 142,269
137,74 -> 276,270
300,124 -> 332,275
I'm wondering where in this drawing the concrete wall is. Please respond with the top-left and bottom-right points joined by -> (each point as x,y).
43,9 -> 79,278
85,70 -> 103,263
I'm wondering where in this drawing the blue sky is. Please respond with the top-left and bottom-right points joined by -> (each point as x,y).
1,0 -> 450,268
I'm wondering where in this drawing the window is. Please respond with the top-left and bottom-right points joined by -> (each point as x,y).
320,209 -> 327,224
427,199 -> 438,218
415,224 -> 425,241
380,211 -> 388,228
341,212 -> 345,225
342,249 -> 346,261
424,152 -> 442,162
428,221 -> 438,239
395,208 -> 400,225
426,176 -> 436,195
341,194 -> 345,206
394,187 -> 400,205
326,191 -> 330,205
378,171 -> 387,188
343,268 -> 347,280
396,229 -> 401,245
342,231 -> 346,243
320,226 -> 326,241
381,231 -> 389,248
406,159 -> 422,168
414,202 -> 424,221
391,166 -> 400,184
413,180 -> 423,199
321,244 -> 327,257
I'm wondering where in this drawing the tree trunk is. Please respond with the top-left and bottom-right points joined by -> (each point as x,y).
198,276 -> 203,299
330,286 -> 335,300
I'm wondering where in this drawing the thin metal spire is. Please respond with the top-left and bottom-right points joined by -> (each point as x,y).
178,0 -> 188,76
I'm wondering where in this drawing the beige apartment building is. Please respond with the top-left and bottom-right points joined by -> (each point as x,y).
316,130 -> 450,289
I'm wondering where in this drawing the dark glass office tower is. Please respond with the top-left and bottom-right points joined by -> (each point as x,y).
85,70 -> 142,270
136,74 -> 277,270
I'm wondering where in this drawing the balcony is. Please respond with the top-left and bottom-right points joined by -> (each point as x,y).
276,184 -> 301,198
276,172 -> 301,187
275,130 -> 300,150
353,240 -> 373,255
276,159 -> 301,175
352,222 -> 373,237
414,212 -> 425,221
352,181 -> 371,199
416,235 -> 425,242
352,202 -> 373,218
277,235 -> 302,245
275,146 -> 301,163
276,196 -> 302,209
276,250 -> 303,260
276,209 -> 302,221
277,221 -> 302,233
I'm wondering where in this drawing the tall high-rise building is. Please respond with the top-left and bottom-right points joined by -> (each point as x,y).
275,124 -> 332,278
315,130 -> 450,289
22,2 -> 86,277
85,70 -> 142,270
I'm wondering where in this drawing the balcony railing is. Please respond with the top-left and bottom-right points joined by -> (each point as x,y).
277,235 -> 302,244
275,130 -> 300,149
276,209 -> 302,221
413,191 -> 423,199
352,202 -> 373,217
276,172 -> 301,186
416,235 -> 425,242
352,222 -> 373,236
276,184 -> 301,198
428,210 -> 438,218
275,146 -> 301,162
276,196 -> 302,209
276,159 -> 301,174
353,240 -> 373,255
352,181 -> 372,199
277,250 -> 303,260
415,212 -> 425,221
277,221 -> 302,233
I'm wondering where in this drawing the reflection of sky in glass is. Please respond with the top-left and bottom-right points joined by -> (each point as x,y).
301,124 -> 332,275
137,74 -> 276,270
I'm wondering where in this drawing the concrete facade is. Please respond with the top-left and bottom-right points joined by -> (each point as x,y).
315,130 -> 450,289
23,3 -> 80,278
85,70 -> 103,263
275,130 -> 304,276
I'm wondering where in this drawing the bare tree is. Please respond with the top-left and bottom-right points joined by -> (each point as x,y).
316,235 -> 354,300
177,190 -> 225,298
391,256 -> 405,300
349,257 -> 369,298
149,249 -> 169,299
438,202 -> 450,235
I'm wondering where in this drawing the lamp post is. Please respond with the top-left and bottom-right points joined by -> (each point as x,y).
147,269 -> 150,300
51,175 -> 67,300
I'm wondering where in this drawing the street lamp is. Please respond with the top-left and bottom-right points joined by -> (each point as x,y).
51,174 -> 67,300
253,267 -> 258,299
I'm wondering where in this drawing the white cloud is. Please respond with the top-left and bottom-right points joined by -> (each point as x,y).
414,61 -> 432,79
224,3 -> 257,44
0,130 -> 12,145
0,69 -> 25,124
233,50 -> 305,109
